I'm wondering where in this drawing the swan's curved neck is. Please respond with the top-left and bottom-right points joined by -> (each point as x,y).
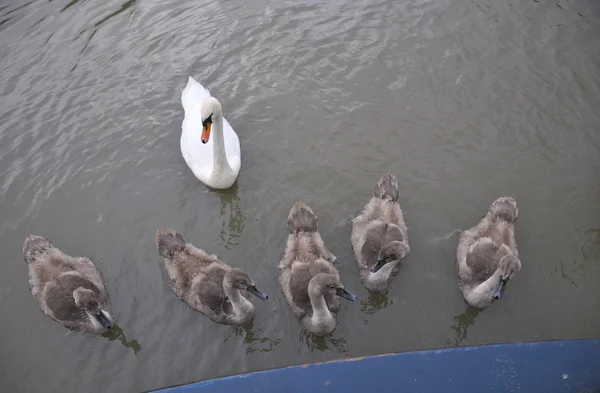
211,115 -> 233,177
467,269 -> 502,307
480,268 -> 503,297
308,287 -> 332,321
223,283 -> 253,316
362,260 -> 397,291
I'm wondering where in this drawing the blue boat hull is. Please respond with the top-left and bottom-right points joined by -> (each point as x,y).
151,339 -> 600,393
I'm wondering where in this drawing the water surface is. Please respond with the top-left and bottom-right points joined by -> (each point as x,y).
1,0 -> 600,392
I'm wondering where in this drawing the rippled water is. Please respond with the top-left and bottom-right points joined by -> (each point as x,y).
1,0 -> 600,392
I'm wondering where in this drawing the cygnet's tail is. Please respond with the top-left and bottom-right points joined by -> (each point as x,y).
374,173 -> 399,202
287,201 -> 317,234
489,197 -> 518,223
156,228 -> 187,258
23,235 -> 52,264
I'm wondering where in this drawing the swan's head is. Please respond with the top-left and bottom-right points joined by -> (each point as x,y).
309,273 -> 357,302
371,241 -> 409,273
200,97 -> 223,144
493,255 -> 521,300
224,268 -> 269,300
73,287 -> 113,330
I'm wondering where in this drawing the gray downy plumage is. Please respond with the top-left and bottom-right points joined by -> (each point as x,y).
280,201 -> 356,336
351,173 -> 410,292
155,228 -> 268,326
23,235 -> 114,334
456,197 -> 522,309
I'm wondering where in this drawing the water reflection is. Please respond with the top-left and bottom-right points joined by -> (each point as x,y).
93,0 -> 136,28
2,1 -> 35,17
577,228 -> 600,261
61,0 -> 83,13
554,258 -> 582,289
447,307 -> 481,347
102,325 -> 142,354
224,321 -> 280,355
550,228 -> 599,288
298,329 -> 349,353
212,183 -> 245,250
429,229 -> 462,244
360,290 -> 392,314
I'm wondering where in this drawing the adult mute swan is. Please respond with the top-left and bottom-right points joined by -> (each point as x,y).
180,76 -> 241,189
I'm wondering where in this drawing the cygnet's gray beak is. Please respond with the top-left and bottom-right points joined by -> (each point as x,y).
247,285 -> 269,300
335,287 -> 357,302
371,260 -> 387,273
95,311 -> 112,330
493,279 -> 508,300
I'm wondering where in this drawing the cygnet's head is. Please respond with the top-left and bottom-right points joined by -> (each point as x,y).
225,268 -> 269,300
371,241 -> 409,273
200,97 -> 223,144
493,255 -> 521,300
73,288 -> 113,330
310,273 -> 357,302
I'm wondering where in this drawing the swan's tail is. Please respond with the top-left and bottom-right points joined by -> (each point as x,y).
489,197 -> 518,223
156,228 -> 187,258
374,173 -> 399,202
287,201 -> 318,234
181,76 -> 211,113
23,235 -> 52,264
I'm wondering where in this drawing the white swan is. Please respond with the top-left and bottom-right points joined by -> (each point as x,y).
180,76 -> 241,189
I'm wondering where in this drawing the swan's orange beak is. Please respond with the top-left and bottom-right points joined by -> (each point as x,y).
201,123 -> 211,144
